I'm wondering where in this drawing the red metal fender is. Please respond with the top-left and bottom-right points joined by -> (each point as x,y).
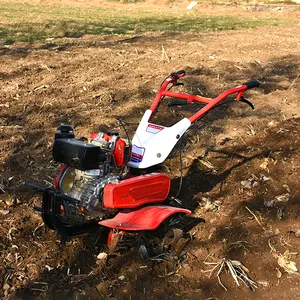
98,205 -> 191,231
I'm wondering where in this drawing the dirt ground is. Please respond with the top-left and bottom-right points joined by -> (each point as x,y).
1,1 -> 300,299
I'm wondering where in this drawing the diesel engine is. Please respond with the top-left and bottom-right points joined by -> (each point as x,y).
53,125 -> 131,221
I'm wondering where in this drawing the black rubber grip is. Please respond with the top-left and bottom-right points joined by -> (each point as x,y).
171,70 -> 186,79
176,70 -> 186,75
243,80 -> 260,90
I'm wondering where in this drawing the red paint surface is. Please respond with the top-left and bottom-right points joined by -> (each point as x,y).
99,205 -> 191,230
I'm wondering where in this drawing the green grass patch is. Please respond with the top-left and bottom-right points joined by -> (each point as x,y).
0,1 -> 296,43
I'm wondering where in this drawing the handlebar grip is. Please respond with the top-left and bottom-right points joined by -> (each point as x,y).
243,80 -> 260,90
171,70 -> 186,79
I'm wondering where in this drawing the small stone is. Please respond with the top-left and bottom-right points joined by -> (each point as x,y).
0,209 -> 10,215
258,280 -> 269,287
294,229 -> 300,238
97,252 -> 108,260
138,245 -> 149,260
241,179 -> 253,189
3,283 -> 10,290
268,120 -> 276,127
264,199 -> 275,207
276,268 -> 282,278
96,282 -> 107,293
45,265 -> 54,271
118,275 -> 125,281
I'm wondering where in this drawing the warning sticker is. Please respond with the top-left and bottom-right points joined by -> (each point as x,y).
130,145 -> 145,163
146,123 -> 165,134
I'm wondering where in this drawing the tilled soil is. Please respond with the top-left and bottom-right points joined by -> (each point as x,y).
1,1 -> 300,299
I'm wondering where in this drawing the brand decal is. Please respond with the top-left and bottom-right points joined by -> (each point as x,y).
146,123 -> 165,134
130,145 -> 145,163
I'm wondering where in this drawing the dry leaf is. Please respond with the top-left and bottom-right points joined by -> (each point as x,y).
247,125 -> 256,135
283,184 -> 291,193
264,193 -> 290,208
285,261 -> 297,273
277,256 -> 298,274
275,193 -> 290,203
199,159 -> 215,169
0,193 -> 13,206
260,159 -> 269,170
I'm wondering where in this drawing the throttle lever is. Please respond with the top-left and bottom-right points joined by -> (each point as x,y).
240,96 -> 255,110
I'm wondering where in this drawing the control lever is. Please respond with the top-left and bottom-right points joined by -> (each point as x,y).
240,96 -> 255,110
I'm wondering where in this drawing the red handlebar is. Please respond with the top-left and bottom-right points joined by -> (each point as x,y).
150,72 -> 260,124
189,84 -> 247,124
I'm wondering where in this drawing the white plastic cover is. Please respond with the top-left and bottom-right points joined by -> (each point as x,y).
128,110 -> 191,169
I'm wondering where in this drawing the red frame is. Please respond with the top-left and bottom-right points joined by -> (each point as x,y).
149,74 -> 248,124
